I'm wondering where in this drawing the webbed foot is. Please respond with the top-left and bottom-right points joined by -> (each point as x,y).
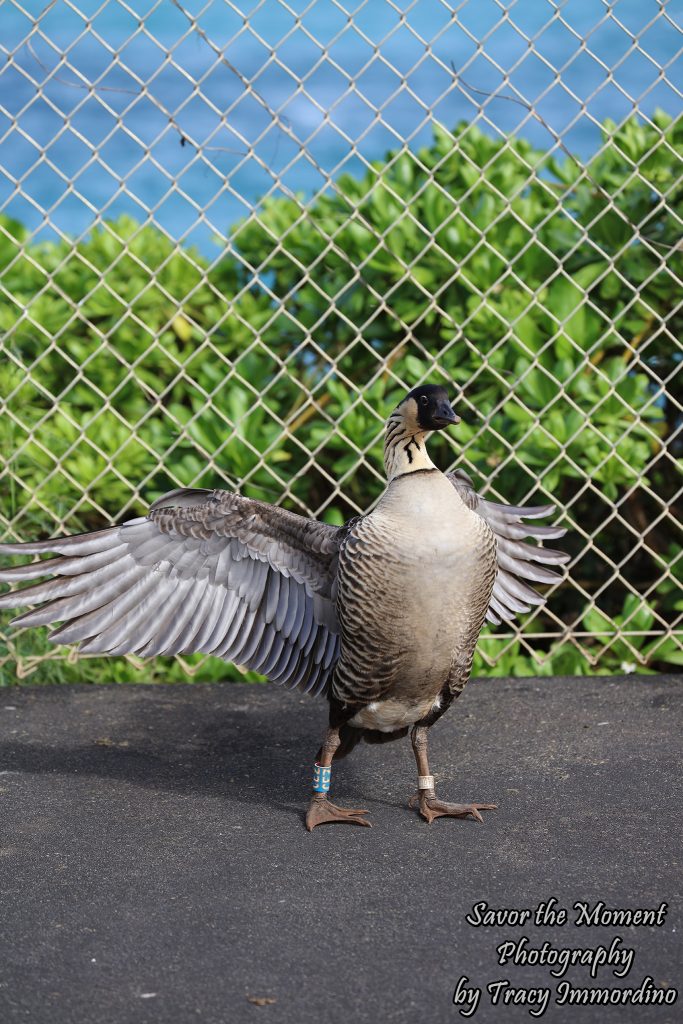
306,794 -> 372,831
409,791 -> 497,825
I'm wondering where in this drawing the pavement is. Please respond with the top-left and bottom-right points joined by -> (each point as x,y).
0,675 -> 681,1024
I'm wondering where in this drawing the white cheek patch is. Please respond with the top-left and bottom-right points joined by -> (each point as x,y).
432,695 -> 442,711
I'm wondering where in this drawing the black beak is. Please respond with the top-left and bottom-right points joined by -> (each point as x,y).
432,402 -> 460,428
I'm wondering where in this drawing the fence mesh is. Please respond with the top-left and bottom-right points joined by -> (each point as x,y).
1,0 -> 681,680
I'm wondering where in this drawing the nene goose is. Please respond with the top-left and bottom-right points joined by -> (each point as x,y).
0,385 -> 568,830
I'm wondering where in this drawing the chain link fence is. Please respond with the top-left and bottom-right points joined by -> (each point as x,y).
1,0 -> 681,681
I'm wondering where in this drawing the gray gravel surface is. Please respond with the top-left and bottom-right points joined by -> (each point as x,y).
0,675 -> 680,1024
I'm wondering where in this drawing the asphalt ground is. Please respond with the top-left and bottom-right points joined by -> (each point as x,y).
0,675 -> 680,1024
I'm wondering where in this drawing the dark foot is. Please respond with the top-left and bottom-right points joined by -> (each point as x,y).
306,794 -> 372,831
409,791 -> 497,825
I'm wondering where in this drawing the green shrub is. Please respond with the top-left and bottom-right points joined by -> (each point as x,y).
1,113 -> 680,683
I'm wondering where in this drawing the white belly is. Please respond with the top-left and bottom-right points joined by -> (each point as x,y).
348,693 -> 444,732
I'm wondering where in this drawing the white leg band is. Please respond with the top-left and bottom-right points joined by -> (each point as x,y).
418,775 -> 434,790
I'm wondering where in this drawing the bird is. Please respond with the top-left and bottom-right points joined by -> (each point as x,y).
0,384 -> 569,830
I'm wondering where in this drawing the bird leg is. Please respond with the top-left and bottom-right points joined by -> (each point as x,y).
305,725 -> 372,831
408,725 -> 496,824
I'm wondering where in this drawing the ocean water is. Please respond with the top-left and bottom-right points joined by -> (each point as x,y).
1,0 -> 680,255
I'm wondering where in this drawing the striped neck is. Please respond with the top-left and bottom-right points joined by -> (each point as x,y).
383,413 -> 437,481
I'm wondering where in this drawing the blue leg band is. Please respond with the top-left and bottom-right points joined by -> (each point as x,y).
312,763 -> 331,793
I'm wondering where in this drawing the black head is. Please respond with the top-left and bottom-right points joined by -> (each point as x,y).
405,384 -> 460,431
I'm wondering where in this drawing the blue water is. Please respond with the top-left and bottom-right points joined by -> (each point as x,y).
1,0 -> 680,255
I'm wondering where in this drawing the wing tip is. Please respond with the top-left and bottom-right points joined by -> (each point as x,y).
0,541 -> 53,555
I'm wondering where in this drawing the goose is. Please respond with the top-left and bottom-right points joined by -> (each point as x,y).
0,384 -> 569,830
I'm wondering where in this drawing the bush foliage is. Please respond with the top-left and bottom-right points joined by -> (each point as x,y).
1,113 -> 681,683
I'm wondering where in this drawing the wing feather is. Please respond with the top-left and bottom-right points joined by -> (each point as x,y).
281,582 -> 301,640
82,577 -> 190,655
249,623 -> 277,675
298,596 -> 316,654
237,606 -> 272,666
49,568 -> 158,647
214,599 -> 251,660
447,469 -> 569,625
0,527 -> 128,557
146,580 -> 211,657
259,632 -> 287,677
264,571 -> 281,624
11,564 -> 145,629
274,575 -> 293,632
0,487 -> 345,696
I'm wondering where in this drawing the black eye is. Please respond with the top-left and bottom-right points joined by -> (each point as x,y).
419,395 -> 428,406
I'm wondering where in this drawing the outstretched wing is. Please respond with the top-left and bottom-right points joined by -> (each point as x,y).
0,488 -> 344,696
447,469 -> 570,625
